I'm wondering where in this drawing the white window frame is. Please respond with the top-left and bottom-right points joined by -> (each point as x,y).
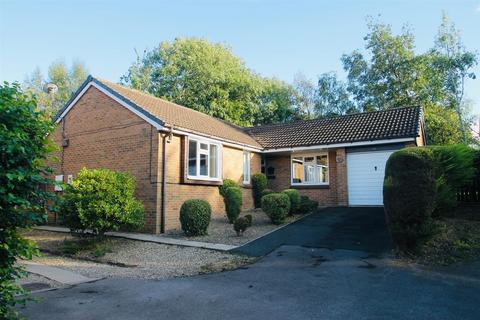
290,152 -> 329,186
243,151 -> 251,184
187,137 -> 222,181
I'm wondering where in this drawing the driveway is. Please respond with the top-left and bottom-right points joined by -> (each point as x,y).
233,206 -> 392,256
19,207 -> 480,319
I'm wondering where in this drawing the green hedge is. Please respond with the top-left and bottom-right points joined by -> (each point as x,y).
179,199 -> 212,236
282,189 -> 301,215
252,173 -> 268,208
383,148 -> 437,252
224,187 -> 242,223
261,193 -> 291,225
59,168 -> 144,236
430,145 -> 476,215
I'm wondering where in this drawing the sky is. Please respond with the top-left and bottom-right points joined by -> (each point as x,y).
1,0 -> 479,114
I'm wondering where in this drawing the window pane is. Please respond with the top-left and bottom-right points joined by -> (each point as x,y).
304,162 -> 315,183
243,152 -> 250,182
292,157 -> 303,183
316,155 -> 328,183
200,153 -> 208,176
209,145 -> 218,178
188,140 -> 197,176
200,143 -> 208,150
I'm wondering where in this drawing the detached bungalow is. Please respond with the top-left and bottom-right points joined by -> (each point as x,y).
50,76 -> 425,233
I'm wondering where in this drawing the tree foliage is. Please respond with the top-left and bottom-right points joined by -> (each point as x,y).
315,15 -> 477,145
121,38 -> 295,126
0,82 -> 55,319
24,60 -> 88,116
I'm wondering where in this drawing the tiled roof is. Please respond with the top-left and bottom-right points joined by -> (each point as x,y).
56,76 -> 422,151
245,107 -> 422,149
95,78 -> 264,148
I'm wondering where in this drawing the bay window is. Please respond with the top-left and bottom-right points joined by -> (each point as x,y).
291,153 -> 329,185
188,138 -> 221,180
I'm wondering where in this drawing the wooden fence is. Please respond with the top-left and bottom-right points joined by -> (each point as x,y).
457,160 -> 480,203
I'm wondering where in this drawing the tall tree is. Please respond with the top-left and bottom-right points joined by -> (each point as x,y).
323,16 -> 478,145
293,73 -> 317,120
315,72 -> 357,117
24,60 -> 88,116
431,14 -> 477,143
121,38 -> 294,126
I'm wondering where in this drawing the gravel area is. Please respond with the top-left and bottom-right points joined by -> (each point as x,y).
17,272 -> 65,292
22,230 -> 254,280
163,209 -> 309,245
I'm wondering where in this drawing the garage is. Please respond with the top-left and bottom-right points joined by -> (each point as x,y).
346,150 -> 395,206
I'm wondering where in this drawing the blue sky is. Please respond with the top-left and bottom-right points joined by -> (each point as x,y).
1,0 -> 479,114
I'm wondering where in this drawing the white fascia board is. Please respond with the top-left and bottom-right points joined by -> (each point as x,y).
55,82 -> 164,130
261,137 -> 416,154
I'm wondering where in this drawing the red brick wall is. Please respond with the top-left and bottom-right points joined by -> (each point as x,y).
48,86 -> 162,233
162,134 -> 261,231
265,148 -> 348,206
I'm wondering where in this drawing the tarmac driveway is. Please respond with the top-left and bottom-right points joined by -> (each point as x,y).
19,207 -> 480,319
233,206 -> 393,256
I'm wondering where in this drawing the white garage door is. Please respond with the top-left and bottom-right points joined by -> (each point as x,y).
347,150 -> 394,206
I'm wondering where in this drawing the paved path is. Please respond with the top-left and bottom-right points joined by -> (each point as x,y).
21,260 -> 100,285
234,206 -> 392,256
35,225 -> 236,251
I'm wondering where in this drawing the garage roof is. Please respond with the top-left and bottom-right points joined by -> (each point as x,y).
245,107 -> 423,149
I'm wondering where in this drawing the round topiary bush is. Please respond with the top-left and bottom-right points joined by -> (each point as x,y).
59,168 -> 144,236
219,179 -> 240,198
299,195 -> 319,214
179,199 -> 212,236
224,187 -> 243,223
261,189 -> 274,199
233,216 -> 251,236
282,189 -> 301,215
384,148 -> 437,253
252,173 -> 268,208
261,193 -> 291,225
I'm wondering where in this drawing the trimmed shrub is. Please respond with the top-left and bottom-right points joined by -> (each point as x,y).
179,199 -> 212,236
252,173 -> 268,208
430,145 -> 476,216
233,215 -> 252,236
59,168 -> 144,236
299,196 -> 319,214
245,214 -> 253,226
383,148 -> 437,252
219,179 -> 239,198
224,187 -> 243,223
261,193 -> 291,225
282,189 -> 301,215
261,189 -> 274,199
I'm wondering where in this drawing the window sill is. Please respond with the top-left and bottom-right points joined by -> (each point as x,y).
290,184 -> 330,189
183,177 -> 222,186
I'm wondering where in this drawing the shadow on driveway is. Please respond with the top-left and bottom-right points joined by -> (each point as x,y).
232,207 -> 393,256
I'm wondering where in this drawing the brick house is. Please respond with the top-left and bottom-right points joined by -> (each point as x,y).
50,76 -> 425,233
